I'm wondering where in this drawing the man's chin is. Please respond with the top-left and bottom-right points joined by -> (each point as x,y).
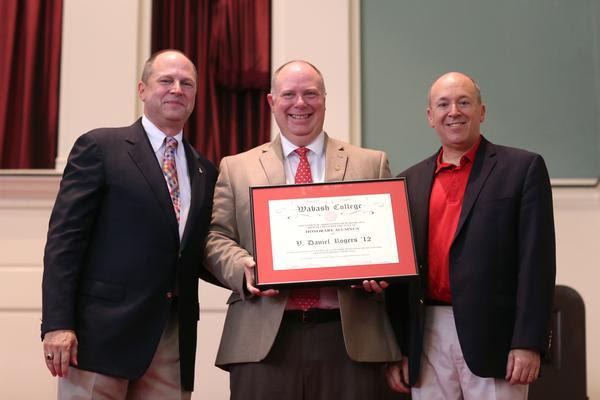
164,111 -> 191,122
282,130 -> 320,145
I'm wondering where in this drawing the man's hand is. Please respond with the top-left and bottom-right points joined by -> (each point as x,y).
243,257 -> 279,297
505,348 -> 541,385
385,357 -> 410,393
351,280 -> 389,294
43,329 -> 78,378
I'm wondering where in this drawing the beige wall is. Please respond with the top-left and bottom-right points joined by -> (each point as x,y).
0,0 -> 596,398
55,0 -> 151,170
271,0 -> 361,144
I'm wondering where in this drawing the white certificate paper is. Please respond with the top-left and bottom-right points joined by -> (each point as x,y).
268,193 -> 399,270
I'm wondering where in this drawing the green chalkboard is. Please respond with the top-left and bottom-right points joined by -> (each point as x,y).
361,0 -> 600,179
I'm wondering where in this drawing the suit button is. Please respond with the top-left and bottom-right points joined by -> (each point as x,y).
166,291 -> 174,299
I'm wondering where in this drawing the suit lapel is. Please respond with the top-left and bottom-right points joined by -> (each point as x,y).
260,133 -> 345,184
324,135 -> 348,182
259,134 -> 286,185
126,120 -> 179,242
453,138 -> 497,241
180,141 -> 207,249
408,153 -> 437,261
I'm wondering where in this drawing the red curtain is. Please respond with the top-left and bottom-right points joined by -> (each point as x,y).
0,0 -> 62,168
152,0 -> 271,164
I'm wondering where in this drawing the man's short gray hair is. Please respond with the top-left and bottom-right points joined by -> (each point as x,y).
141,49 -> 198,83
270,60 -> 327,95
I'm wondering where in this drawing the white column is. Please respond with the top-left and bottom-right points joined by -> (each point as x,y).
271,0 -> 360,144
55,0 -> 152,170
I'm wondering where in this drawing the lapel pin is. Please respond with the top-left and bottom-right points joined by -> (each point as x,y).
198,166 -> 203,174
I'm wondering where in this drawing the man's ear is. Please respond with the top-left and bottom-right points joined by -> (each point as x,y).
426,107 -> 434,128
137,81 -> 146,101
267,93 -> 274,111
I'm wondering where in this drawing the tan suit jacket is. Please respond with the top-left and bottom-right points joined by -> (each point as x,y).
205,134 -> 403,368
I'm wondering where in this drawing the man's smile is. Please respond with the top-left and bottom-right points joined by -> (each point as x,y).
289,113 -> 312,120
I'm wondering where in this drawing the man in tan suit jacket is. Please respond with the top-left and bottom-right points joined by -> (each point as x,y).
205,60 -> 402,400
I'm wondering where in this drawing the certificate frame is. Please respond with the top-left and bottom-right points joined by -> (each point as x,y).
249,178 -> 418,289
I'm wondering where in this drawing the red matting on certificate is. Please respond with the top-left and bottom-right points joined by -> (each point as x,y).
250,178 -> 417,288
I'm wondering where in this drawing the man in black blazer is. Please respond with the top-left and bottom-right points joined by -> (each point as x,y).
386,72 -> 555,399
41,49 -> 217,399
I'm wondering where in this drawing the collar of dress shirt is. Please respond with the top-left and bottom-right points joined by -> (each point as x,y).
142,115 -> 184,153
279,131 -> 325,159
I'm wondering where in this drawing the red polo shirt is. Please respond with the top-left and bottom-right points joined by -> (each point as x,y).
427,137 -> 481,303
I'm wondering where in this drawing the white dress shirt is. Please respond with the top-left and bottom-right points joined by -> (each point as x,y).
280,131 -> 326,183
142,115 -> 191,239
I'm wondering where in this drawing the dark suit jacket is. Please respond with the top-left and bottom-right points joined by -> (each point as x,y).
41,119 -> 218,391
387,137 -> 556,384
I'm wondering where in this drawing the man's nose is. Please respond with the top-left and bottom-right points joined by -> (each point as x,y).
171,81 -> 182,93
294,95 -> 307,107
448,102 -> 460,115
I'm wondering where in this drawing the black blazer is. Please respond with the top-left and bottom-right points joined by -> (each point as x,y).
42,119 -> 218,390
387,137 -> 556,384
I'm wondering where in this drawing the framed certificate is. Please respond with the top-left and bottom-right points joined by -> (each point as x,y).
249,178 -> 417,289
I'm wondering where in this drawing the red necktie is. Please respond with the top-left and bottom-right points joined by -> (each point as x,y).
162,137 -> 180,222
289,147 -> 319,311
294,146 -> 313,184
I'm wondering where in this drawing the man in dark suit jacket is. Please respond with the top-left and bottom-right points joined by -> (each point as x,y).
386,72 -> 556,399
41,49 -> 217,399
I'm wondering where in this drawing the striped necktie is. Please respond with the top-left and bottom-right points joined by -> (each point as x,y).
162,137 -> 181,222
